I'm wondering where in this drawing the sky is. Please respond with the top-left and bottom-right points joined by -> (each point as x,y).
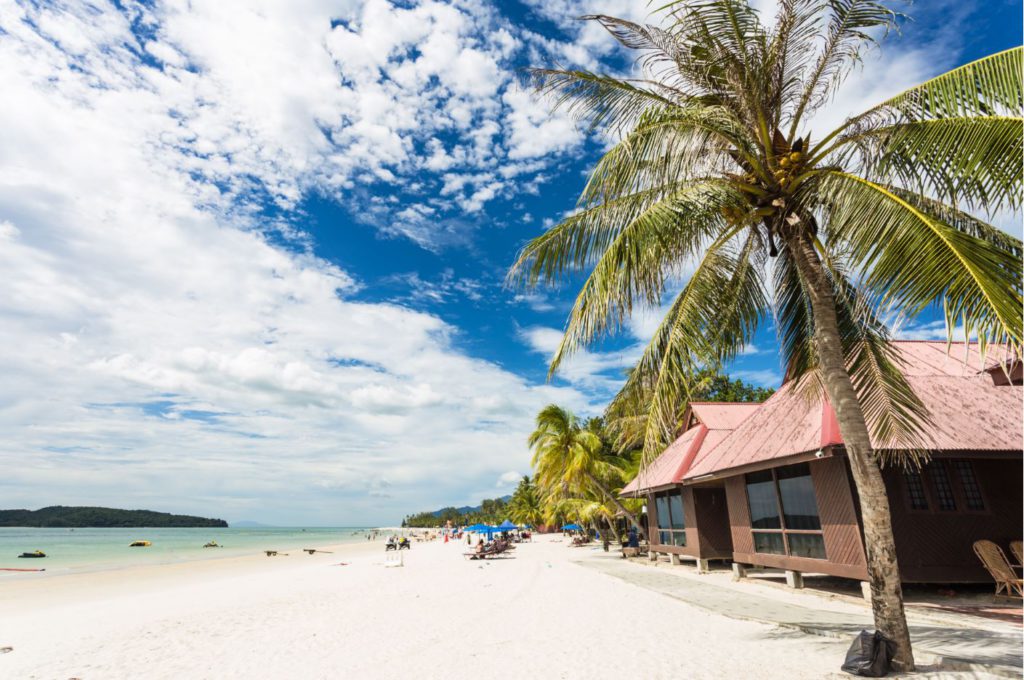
1,0 -> 1020,526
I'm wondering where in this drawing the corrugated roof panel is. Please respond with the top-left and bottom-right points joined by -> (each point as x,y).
682,341 -> 1022,480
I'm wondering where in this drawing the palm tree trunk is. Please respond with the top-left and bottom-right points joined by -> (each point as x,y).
608,519 -> 622,545
788,232 -> 915,671
583,470 -> 646,538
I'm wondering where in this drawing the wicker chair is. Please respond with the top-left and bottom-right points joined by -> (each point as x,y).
1010,540 -> 1023,567
973,540 -> 1023,597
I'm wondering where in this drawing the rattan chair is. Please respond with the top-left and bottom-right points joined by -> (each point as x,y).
1010,540 -> 1023,567
973,540 -> 1023,597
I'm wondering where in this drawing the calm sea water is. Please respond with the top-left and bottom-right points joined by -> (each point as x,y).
0,526 -> 373,575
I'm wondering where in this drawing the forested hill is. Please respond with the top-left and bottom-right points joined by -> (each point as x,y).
0,506 -> 228,528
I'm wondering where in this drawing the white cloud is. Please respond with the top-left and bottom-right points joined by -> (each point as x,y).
496,470 -> 522,487
518,326 -> 639,395
0,0 -> 606,525
731,369 -> 783,387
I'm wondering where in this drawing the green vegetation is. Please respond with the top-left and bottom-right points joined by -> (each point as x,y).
509,1 -> 1021,668
0,506 -> 228,528
401,496 -> 510,528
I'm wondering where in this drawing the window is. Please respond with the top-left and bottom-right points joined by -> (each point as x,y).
953,461 -> 985,511
903,471 -> 929,510
931,464 -> 957,511
745,463 -> 826,560
654,490 -> 686,546
777,464 -> 822,530
746,470 -> 782,529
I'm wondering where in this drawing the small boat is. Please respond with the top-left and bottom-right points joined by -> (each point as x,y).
203,541 -> 221,548
129,540 -> 151,547
17,550 -> 46,559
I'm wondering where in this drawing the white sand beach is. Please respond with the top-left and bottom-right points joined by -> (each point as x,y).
0,534 -> 866,680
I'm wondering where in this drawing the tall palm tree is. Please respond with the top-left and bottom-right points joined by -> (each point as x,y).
528,404 -> 645,535
509,2 -> 1022,669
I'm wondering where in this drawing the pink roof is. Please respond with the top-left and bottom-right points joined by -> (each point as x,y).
621,402 -> 759,495
684,341 -> 1023,480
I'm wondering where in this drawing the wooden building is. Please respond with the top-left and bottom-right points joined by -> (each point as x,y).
624,342 -> 1023,587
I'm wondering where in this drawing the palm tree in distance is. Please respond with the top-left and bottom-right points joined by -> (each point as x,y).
507,476 -> 545,528
528,404 -> 645,536
509,1 -> 1022,669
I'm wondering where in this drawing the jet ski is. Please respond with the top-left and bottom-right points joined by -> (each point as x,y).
129,540 -> 151,547
18,550 -> 46,558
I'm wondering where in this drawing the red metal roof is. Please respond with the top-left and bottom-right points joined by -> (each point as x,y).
683,342 -> 1023,481
621,402 -> 759,495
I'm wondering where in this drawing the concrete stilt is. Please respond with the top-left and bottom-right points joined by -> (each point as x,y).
669,553 -> 681,566
696,558 -> 710,574
648,550 -> 658,562
731,562 -> 747,580
785,570 -> 804,589
860,581 -> 872,602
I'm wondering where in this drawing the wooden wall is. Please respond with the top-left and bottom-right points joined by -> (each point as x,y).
886,457 -> 1022,583
726,457 -> 868,580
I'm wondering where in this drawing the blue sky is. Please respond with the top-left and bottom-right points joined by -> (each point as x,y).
1,0 -> 1020,525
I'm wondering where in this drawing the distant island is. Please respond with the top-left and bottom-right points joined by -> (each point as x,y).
0,506 -> 228,528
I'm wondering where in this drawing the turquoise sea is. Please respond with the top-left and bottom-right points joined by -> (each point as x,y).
0,526 -> 373,575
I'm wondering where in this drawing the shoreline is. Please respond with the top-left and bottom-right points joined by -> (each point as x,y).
0,526 -> 378,578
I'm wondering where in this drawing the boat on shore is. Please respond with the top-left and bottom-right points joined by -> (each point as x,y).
129,540 -> 151,547
17,550 -> 46,558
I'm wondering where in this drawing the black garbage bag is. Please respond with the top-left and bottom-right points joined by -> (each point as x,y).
841,630 -> 895,677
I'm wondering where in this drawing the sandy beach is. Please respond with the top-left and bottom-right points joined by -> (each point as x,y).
0,534 -> 871,680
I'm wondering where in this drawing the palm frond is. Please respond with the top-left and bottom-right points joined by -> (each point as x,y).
789,0 -> 898,135
817,248 -> 931,456
819,171 -> 1024,350
616,229 -> 767,462
873,46 -> 1023,120
838,116 -> 1024,211
541,183 -> 746,372
529,68 -> 676,134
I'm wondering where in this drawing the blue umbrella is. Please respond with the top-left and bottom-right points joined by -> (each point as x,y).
497,519 -> 517,530
562,523 -> 582,531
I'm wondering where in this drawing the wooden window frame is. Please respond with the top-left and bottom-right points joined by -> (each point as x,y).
653,489 -> 687,547
745,464 -> 826,561
900,469 -> 933,514
949,460 -> 990,515
900,460 -> 991,516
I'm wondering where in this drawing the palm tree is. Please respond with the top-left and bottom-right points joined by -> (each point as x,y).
509,2 -> 1022,670
508,476 -> 545,527
528,404 -> 645,536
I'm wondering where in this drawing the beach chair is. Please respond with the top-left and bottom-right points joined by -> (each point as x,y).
385,551 -> 404,568
1010,540 -> 1023,567
464,545 -> 496,560
973,540 -> 1023,597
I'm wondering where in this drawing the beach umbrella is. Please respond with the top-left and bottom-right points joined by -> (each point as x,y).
562,523 -> 582,531
496,520 -> 516,530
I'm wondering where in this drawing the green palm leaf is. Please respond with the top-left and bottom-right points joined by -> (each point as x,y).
840,116 -> 1024,211
819,171 -> 1023,349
